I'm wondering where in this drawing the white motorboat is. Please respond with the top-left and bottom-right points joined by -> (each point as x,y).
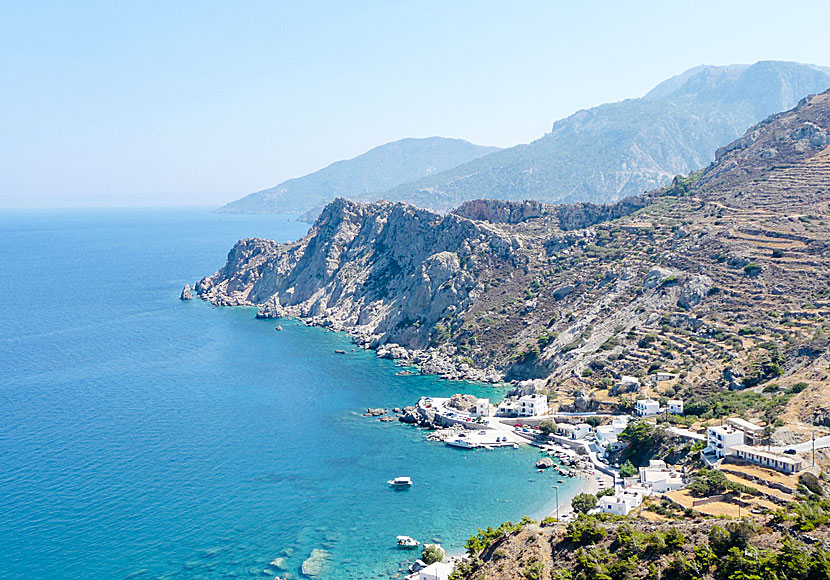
388,476 -> 413,488
446,438 -> 477,449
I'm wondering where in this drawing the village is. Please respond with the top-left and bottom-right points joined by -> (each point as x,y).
396,368 -> 829,523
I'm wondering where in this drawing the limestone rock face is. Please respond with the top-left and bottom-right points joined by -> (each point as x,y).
180,284 -> 193,300
196,198 -> 515,352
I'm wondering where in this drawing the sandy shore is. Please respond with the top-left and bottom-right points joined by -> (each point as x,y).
545,470 -> 612,521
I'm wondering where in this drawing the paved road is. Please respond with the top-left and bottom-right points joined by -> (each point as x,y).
769,435 -> 830,453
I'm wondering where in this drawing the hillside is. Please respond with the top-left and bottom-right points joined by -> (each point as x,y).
217,137 -> 499,214
197,90 -> 830,426
379,61 -> 830,212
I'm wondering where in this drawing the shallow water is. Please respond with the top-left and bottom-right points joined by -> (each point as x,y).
0,209 -> 583,580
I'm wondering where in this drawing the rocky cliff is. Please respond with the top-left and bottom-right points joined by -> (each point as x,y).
199,90 -> 830,422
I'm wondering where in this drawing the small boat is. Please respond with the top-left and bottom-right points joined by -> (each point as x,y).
334,349 -> 346,354
275,325 -> 283,331
447,438 -> 477,449
388,476 -> 413,488
513,444 -> 519,449
396,536 -> 420,549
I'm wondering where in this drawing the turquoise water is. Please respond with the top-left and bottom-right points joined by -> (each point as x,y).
0,209 -> 582,580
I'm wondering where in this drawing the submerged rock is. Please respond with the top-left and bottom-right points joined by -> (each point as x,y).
301,549 -> 330,577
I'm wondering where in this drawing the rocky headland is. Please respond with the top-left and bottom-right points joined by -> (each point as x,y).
197,90 -> 830,425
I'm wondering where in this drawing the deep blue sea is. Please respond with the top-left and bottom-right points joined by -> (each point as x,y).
0,209 -> 581,580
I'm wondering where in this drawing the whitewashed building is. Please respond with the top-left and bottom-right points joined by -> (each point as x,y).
496,400 -> 518,417
596,416 -> 630,453
599,488 -> 645,516
654,372 -> 678,382
731,445 -> 803,474
571,423 -> 593,440
475,398 -> 492,417
703,425 -> 745,458
518,394 -> 549,417
408,562 -> 454,580
638,460 -> 685,493
635,398 -> 661,417
667,400 -> 684,415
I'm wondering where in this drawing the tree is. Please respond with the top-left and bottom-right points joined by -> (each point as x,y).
619,460 -> 638,478
571,493 -> 598,514
422,544 -> 445,565
539,420 -> 558,436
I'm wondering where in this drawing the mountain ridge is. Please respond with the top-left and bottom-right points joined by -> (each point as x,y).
217,137 -> 499,214
377,60 -> 830,212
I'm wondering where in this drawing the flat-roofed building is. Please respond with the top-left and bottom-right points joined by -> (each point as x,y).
731,445 -> 803,474
704,425 -> 744,458
726,417 -> 765,445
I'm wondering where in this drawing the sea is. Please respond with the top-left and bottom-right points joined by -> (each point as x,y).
0,208 -> 584,580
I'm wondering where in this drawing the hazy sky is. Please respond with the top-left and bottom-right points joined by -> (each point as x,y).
2,1 -> 830,208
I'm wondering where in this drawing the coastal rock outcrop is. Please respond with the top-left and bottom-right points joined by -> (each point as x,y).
447,394 -> 478,413
180,284 -> 193,300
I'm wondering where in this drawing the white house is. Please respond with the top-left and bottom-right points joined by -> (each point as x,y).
496,400 -> 518,417
731,445 -> 803,474
596,416 -> 629,453
557,424 -> 576,438
408,562 -> 454,580
517,394 -> 549,417
475,398 -> 491,417
655,372 -> 678,382
635,398 -> 661,417
703,425 -> 745,458
599,488 -> 645,516
596,425 -> 622,451
667,400 -> 684,415
571,423 -> 593,440
638,459 -> 685,493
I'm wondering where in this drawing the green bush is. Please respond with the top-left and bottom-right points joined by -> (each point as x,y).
800,473 -> 824,496
565,515 -> 607,545
571,493 -> 598,514
619,460 -> 638,478
422,544 -> 445,564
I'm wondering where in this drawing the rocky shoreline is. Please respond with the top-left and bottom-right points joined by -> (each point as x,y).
253,308 -> 505,384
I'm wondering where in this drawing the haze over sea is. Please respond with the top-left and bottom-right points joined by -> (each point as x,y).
0,209 -> 581,580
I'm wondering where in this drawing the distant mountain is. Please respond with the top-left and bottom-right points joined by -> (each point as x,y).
379,61 -> 830,212
217,137 -> 500,214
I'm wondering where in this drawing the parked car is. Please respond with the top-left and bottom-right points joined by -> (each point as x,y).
784,448 -> 797,455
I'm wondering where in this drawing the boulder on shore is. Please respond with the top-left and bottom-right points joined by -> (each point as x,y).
536,457 -> 555,469
447,393 -> 478,413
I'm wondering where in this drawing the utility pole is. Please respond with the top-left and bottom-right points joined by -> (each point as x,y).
813,430 -> 816,467
553,486 -> 560,522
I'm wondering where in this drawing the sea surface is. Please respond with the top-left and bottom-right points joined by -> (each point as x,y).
0,209 -> 583,580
